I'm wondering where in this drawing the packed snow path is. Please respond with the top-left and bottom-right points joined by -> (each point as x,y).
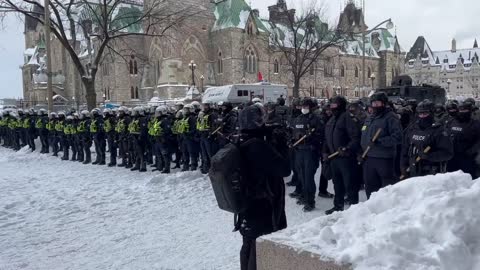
0,147 -> 342,270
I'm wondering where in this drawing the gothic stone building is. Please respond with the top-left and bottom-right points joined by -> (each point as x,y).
405,37 -> 480,99
21,0 -> 405,107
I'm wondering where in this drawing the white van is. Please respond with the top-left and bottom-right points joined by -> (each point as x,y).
202,82 -> 288,105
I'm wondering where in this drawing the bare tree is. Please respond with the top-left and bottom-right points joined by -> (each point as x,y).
0,0 -> 196,109
269,1 -> 344,98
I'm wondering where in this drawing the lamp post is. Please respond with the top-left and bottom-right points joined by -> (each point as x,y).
200,75 -> 204,93
189,60 -> 197,87
370,72 -> 376,89
361,15 -> 394,88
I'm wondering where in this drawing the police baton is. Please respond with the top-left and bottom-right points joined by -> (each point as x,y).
358,128 -> 383,165
208,126 -> 223,139
290,128 -> 315,149
400,146 -> 432,180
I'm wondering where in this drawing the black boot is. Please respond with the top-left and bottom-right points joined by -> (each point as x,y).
318,191 -> 334,198
325,206 -> 344,215
303,204 -> 315,212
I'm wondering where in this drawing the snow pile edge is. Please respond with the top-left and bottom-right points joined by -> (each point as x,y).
263,172 -> 480,270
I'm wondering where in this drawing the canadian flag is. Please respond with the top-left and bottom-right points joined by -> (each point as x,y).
257,72 -> 263,82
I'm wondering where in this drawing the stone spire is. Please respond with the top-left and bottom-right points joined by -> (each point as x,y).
474,39 -> 478,48
451,38 -> 457,53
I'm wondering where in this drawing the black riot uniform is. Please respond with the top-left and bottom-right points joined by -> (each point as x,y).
401,100 -> 454,178
323,96 -> 361,215
446,101 -> 480,179
216,102 -> 238,147
290,98 -> 324,212
360,92 -> 403,199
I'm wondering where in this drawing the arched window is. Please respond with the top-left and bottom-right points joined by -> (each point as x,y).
218,51 -> 223,74
130,86 -> 135,99
245,47 -> 257,74
355,66 -> 359,78
340,65 -> 345,77
130,55 -> 137,75
273,59 -> 279,74
392,68 -> 396,78
135,87 -> 139,99
310,65 -> 314,76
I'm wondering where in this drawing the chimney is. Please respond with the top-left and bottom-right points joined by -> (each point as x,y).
451,38 -> 457,52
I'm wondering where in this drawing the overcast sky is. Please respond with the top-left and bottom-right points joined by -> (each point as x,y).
0,0 -> 478,98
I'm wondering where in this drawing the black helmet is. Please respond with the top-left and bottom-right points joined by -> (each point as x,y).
434,104 -> 445,113
370,92 -> 388,104
277,96 -> 286,106
446,101 -> 458,111
416,99 -> 434,114
465,98 -> 476,105
330,96 -> 347,111
407,99 -> 418,106
459,101 -> 474,111
301,98 -> 316,108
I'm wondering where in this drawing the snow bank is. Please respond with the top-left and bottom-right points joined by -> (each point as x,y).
264,172 -> 480,270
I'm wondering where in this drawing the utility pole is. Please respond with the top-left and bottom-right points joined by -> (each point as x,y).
44,0 -> 53,112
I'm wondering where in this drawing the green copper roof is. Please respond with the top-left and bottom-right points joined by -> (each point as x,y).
110,5 -> 143,33
212,0 -> 251,31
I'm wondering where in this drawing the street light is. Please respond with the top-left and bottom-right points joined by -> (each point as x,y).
189,60 -> 197,87
362,18 -> 394,88
370,72 -> 376,88
200,75 -> 205,93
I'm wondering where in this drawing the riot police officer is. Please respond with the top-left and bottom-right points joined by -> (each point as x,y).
216,101 -> 238,147
446,101 -> 480,179
360,92 -> 403,198
323,96 -> 361,215
197,102 -> 218,174
78,110 -> 92,164
103,109 -> 117,167
401,100 -> 453,178
36,109 -> 49,153
290,98 -> 324,212
90,108 -> 106,165
116,107 -> 131,168
128,107 -> 148,172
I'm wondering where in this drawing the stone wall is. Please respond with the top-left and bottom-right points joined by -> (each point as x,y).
256,239 -> 352,270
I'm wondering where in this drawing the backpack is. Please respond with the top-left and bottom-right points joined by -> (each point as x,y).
208,143 -> 248,214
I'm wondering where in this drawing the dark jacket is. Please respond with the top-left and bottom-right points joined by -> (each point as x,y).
237,132 -> 290,239
361,110 -> 403,159
401,121 -> 454,174
324,111 -> 361,157
446,118 -> 480,157
291,113 -> 324,152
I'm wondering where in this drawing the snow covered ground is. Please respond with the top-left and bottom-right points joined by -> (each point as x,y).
0,146 -> 345,270
265,172 -> 480,270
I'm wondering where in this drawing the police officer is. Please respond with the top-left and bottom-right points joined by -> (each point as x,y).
275,96 -> 289,127
128,107 -> 148,172
46,112 -> 57,154
116,107 -> 131,168
36,109 -> 49,153
53,112 -> 66,157
323,96 -> 361,215
348,100 -> 367,125
149,107 -> 164,172
153,106 -> 174,173
401,100 -> 453,178
78,110 -> 92,164
290,98 -> 324,212
62,116 -> 75,161
180,104 -> 200,171
171,110 -> 184,169
446,101 -> 480,179
18,109 -> 27,147
360,92 -> 403,199
197,102 -> 218,174
25,109 -> 37,151
90,109 -> 106,165
216,101 -> 238,147
103,109 -> 117,167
